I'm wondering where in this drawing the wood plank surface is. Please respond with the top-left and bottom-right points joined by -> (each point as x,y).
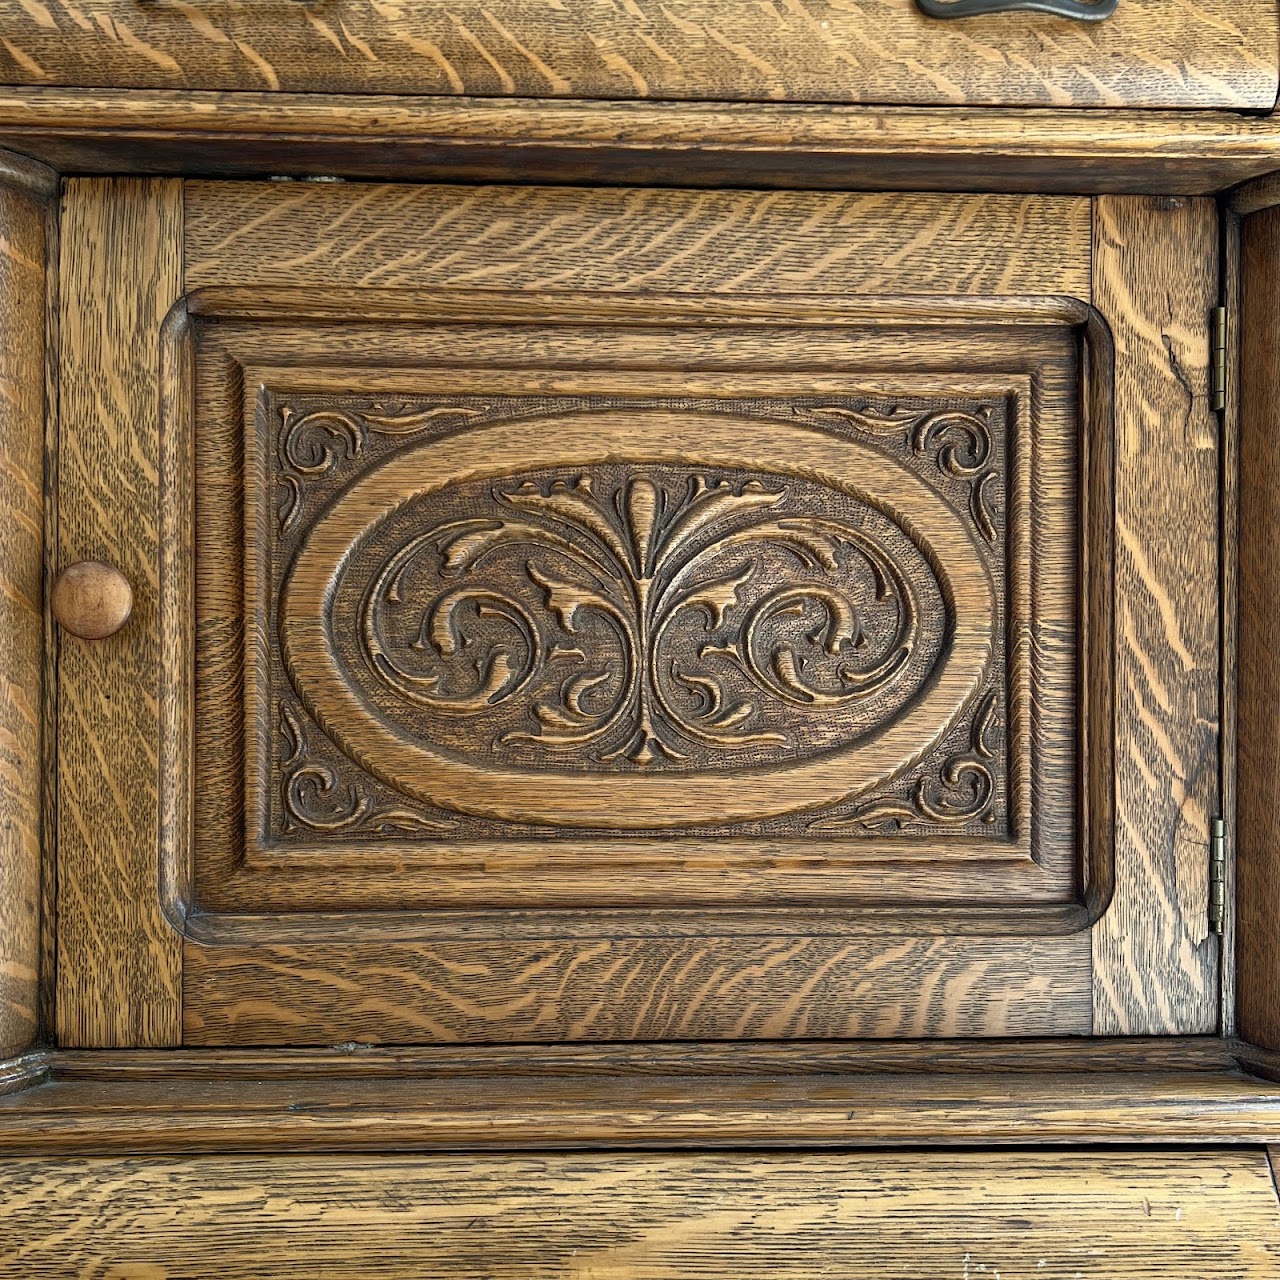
54,179 -> 184,1047
1090,196 -> 1221,1035
1238,205 -> 1280,1051
3,1069 -> 1280,1152
183,183 -> 1091,299
5,93 -> 1280,195
183,934 -> 1092,1045
0,0 -> 1272,109
0,150 -> 53,1059
1,1149 -> 1279,1277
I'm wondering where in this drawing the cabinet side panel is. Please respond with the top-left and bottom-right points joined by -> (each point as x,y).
1091,195 -> 1220,1034
54,179 -> 184,1047
1239,206 -> 1280,1051
0,158 -> 52,1059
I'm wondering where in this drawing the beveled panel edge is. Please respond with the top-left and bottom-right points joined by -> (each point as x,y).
1079,305 -> 1118,935
158,299 -> 193,934
0,145 -> 55,199
186,288 -> 1093,328
4,92 -> 1280,194
182,901 -> 1095,945
197,366 -> 1059,926
0,1050 -> 48,1098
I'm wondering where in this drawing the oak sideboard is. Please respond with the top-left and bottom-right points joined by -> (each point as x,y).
3,1 -> 1280,1272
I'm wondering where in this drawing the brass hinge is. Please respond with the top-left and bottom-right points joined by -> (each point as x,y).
1211,306 -> 1228,413
1210,816 -> 1227,936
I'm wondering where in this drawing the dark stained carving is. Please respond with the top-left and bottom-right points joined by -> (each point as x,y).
810,691 -> 999,831
803,404 -> 1000,543
336,464 -> 947,773
276,403 -> 489,533
279,705 -> 458,837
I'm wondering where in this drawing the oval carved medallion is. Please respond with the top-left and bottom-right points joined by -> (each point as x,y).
282,411 -> 995,827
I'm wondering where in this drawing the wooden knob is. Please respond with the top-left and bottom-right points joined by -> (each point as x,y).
52,561 -> 134,639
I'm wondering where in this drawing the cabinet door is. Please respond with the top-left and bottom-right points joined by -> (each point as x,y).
52,180 -> 1221,1046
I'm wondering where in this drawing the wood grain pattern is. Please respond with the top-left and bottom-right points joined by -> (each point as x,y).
183,934 -> 1091,1045
54,179 -> 184,1047
1231,172 -> 1280,218
8,92 -> 1280,195
50,559 -> 133,640
1091,196 -> 1221,1036
0,0 -> 1274,109
3,1152 -> 1279,1277
4,1067 -> 1280,1151
2,1151 -> 1280,1276
183,183 -> 1091,300
166,182 -> 1106,1045
1238,206 -> 1280,1052
0,153 -> 50,1059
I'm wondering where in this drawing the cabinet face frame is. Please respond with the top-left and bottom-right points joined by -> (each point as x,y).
2,102 -> 1280,1164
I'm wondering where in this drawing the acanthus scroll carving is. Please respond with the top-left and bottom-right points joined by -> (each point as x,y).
344,464 -> 948,773
276,402 -> 488,533
810,691 -> 999,831
279,704 -> 457,836
804,404 -> 1000,543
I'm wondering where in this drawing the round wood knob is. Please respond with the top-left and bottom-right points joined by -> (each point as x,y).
52,561 -> 134,639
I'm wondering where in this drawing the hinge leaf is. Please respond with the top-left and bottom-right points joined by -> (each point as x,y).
1212,305 -> 1228,414
1210,816 -> 1226,936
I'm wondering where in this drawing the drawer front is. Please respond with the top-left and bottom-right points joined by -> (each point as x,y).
51,180 -> 1220,1048
0,0 -> 1275,110
4,1150 -> 1280,1276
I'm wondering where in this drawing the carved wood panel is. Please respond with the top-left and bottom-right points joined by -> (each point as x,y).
268,393 -> 1005,837
184,304 -> 1095,920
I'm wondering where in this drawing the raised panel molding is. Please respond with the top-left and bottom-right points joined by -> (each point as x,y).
175,293 -> 1101,936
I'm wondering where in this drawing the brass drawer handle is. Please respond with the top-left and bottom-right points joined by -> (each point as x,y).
916,0 -> 1116,18
52,561 -> 134,639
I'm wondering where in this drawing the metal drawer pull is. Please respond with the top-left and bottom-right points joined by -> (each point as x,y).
916,0 -> 1117,19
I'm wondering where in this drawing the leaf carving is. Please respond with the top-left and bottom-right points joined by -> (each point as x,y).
352,465 -> 944,770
